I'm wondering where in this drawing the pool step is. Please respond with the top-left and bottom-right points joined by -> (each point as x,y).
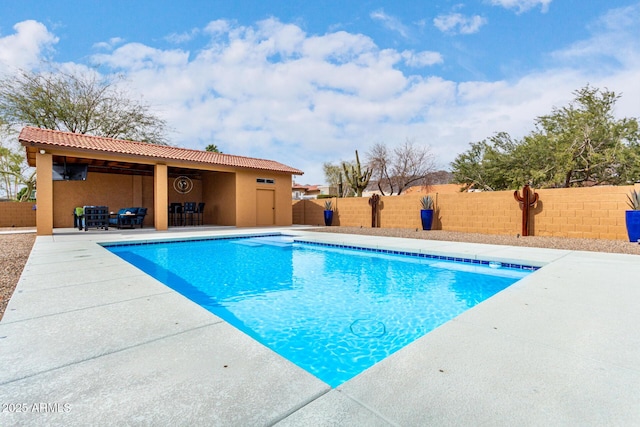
232,236 -> 295,248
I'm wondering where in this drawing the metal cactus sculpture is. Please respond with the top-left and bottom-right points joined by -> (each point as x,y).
343,150 -> 372,197
513,184 -> 539,236
368,194 -> 380,227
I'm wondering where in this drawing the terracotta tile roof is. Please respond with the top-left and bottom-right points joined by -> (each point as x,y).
292,184 -> 324,193
19,126 -> 304,175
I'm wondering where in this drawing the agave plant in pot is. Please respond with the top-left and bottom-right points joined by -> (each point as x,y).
626,189 -> 640,242
419,195 -> 434,230
323,200 -> 334,226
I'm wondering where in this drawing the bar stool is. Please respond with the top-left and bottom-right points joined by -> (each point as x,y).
195,202 -> 205,225
183,202 -> 196,226
169,203 -> 183,226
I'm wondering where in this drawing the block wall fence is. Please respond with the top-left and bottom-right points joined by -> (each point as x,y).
3,183 -> 639,239
292,184 -> 640,241
0,202 -> 37,227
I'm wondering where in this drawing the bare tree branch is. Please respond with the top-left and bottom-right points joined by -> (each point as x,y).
367,139 -> 436,195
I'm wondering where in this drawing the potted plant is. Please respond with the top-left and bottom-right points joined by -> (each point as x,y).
420,195 -> 434,230
323,200 -> 334,226
626,189 -> 640,242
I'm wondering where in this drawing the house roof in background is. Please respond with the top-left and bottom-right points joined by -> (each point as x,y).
293,184 -> 321,191
403,184 -> 463,194
19,126 -> 304,175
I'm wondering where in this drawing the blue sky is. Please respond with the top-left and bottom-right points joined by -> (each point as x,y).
1,1 -> 639,184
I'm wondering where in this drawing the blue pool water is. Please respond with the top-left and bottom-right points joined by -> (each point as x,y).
105,234 -> 532,387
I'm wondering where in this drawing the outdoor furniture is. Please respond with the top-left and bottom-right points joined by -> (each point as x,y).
169,203 -> 183,226
195,202 -> 205,225
183,202 -> 196,226
82,206 -> 109,231
132,207 -> 147,228
109,207 -> 147,229
109,208 -> 129,228
169,202 -> 204,226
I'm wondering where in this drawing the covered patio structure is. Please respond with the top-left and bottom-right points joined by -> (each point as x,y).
19,127 -> 303,235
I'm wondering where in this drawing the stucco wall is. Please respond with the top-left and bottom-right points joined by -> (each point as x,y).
235,171 -> 258,227
202,171 -> 236,226
33,168 -> 295,229
52,172 -> 156,228
36,152 -> 53,234
235,171 -> 293,227
273,173 -> 294,225
0,202 -> 37,227
168,176 -> 203,205
293,184 -> 640,240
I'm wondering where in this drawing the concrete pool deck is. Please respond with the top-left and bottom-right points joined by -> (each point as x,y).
1,227 -> 639,425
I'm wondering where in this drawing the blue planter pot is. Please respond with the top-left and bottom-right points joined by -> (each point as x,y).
626,210 -> 640,242
324,210 -> 333,226
420,209 -> 433,230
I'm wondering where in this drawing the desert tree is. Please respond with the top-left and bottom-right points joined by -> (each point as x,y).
531,85 -> 639,187
367,139 -> 436,195
0,66 -> 169,199
451,86 -> 640,189
323,161 -> 353,197
205,144 -> 222,153
0,67 -> 168,144
0,139 -> 33,200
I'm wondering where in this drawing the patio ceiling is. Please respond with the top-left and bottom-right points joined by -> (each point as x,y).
50,154 -> 203,179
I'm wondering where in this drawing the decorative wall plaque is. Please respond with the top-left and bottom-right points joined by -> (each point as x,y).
173,176 -> 193,194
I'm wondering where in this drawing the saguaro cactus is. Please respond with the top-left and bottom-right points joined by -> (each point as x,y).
343,150 -> 372,197
514,184 -> 539,236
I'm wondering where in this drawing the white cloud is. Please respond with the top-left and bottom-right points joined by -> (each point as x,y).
434,13 -> 487,35
149,13 -> 640,182
401,50 -> 443,67
92,43 -> 190,71
487,0 -> 552,14
301,31 -> 376,62
165,29 -> 200,44
0,20 -> 58,73
204,19 -> 232,35
8,7 -> 640,184
93,37 -> 125,51
551,3 -> 640,70
370,9 -> 410,38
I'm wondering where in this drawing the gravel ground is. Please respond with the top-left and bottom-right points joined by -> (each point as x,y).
0,232 -> 36,320
1,226 -> 638,320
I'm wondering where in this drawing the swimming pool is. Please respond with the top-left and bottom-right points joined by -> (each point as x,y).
105,234 -> 533,387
